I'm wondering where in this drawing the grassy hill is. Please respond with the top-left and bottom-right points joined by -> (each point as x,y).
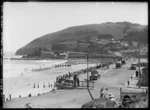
15,22 -> 147,55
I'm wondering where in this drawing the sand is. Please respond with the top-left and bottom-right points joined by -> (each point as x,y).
3,60 -> 96,100
3,58 -> 147,108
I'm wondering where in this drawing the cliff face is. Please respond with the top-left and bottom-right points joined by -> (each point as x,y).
15,22 -> 148,55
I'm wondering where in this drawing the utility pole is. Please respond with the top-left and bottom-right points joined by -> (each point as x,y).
86,53 -> 94,100
138,42 -> 141,88
87,54 -> 89,88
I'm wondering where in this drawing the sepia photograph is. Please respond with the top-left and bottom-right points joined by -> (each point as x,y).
2,2 -> 148,108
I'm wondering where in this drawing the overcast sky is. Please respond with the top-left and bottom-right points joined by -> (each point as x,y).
3,2 -> 148,52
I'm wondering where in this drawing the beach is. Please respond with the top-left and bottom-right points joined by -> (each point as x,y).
3,57 -> 99,100
3,57 -> 147,108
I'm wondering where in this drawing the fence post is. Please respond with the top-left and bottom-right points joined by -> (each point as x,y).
49,82 -> 50,88
120,88 -> 122,100
82,81 -> 83,88
33,83 -> 35,88
9,94 -> 11,100
128,81 -> 130,86
37,82 -> 39,88
43,82 -> 45,88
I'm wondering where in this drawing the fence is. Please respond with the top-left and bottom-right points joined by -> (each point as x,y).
120,87 -> 148,100
79,80 -> 94,89
56,80 -> 94,89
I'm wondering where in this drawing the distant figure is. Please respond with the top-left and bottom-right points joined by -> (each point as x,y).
77,76 -> 80,87
28,93 -> 32,97
136,71 -> 138,77
68,72 -> 71,78
105,93 -> 120,108
104,88 -> 109,99
73,75 -> 77,87
100,88 -> 105,98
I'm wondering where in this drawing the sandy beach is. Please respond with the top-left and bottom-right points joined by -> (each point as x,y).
3,59 -> 97,101
3,57 -> 146,108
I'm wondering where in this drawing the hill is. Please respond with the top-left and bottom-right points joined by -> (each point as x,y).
15,22 -> 148,56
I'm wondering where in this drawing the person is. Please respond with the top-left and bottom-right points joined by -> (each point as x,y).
136,71 -> 138,77
105,93 -> 120,108
100,88 -> 105,98
104,88 -> 109,99
121,95 -> 131,108
73,75 -> 77,87
77,76 -> 80,87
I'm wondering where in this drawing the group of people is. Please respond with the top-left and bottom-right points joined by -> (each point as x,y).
100,88 -> 120,108
55,60 -> 117,86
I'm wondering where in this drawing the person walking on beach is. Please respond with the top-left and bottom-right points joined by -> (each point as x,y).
104,88 -> 109,99
105,93 -> 120,108
100,88 -> 105,98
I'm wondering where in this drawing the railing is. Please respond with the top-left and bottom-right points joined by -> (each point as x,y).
56,80 -> 94,89
80,80 -> 94,89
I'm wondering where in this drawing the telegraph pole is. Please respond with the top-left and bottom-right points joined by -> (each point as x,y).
138,42 -> 141,88
86,53 -> 94,100
87,54 -> 89,88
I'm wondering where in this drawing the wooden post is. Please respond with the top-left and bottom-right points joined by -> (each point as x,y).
120,88 -> 122,100
43,82 -> 45,88
138,42 -> 141,88
9,94 -> 11,100
37,82 -> 39,88
49,82 -> 50,88
87,54 -> 89,88
33,83 -> 35,88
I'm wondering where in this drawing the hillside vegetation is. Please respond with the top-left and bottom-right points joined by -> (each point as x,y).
16,22 -> 147,55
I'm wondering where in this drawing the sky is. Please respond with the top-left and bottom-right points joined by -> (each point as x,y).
3,2 -> 148,52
